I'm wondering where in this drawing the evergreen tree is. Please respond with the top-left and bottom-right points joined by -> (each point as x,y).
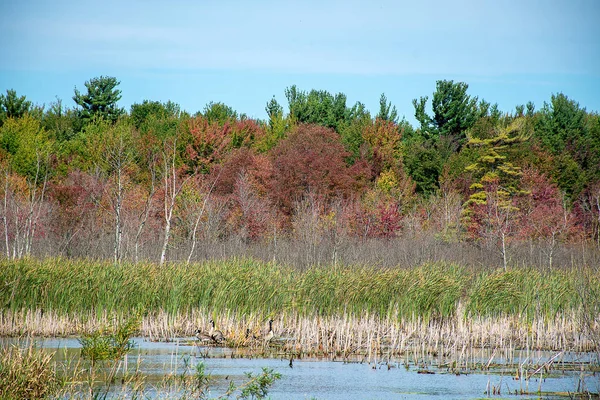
262,96 -> 286,150
284,85 -> 348,132
377,93 -> 398,123
412,80 -> 479,148
0,89 -> 32,125
535,93 -> 586,155
462,117 -> 531,269
73,76 -> 124,124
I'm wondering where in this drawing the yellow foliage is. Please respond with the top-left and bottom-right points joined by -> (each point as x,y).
376,169 -> 398,194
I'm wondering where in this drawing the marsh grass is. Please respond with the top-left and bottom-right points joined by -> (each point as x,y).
0,341 -> 62,399
1,257 -> 599,362
0,338 -> 282,400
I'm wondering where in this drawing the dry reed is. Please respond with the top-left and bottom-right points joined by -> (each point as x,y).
1,257 -> 599,369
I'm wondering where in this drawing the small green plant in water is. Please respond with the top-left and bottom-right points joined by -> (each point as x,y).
78,316 -> 139,396
235,368 -> 282,399
178,356 -> 211,398
79,317 -> 137,368
178,361 -> 280,400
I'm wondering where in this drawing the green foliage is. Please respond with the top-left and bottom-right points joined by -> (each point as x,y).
536,93 -> 586,154
533,93 -> 598,197
0,114 -> 52,179
201,101 -> 238,124
407,81 -> 487,193
403,138 -> 442,194
261,96 -> 287,151
464,117 -> 531,208
73,76 -> 124,124
466,268 -> 584,319
554,152 -> 586,197
1,81 -> 599,253
41,98 -> 78,142
337,102 -> 371,162
65,117 -> 112,172
130,99 -> 180,130
285,85 -> 349,132
377,93 -> 398,123
412,80 -> 479,147
79,317 -> 138,367
442,145 -> 481,188
238,368 -> 282,399
61,117 -> 138,181
0,89 -> 32,125
2,258 -> 596,323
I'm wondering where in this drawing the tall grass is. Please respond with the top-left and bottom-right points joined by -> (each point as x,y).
1,257 -> 599,355
0,343 -> 62,399
1,257 -> 596,321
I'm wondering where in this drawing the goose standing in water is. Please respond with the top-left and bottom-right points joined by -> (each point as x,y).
261,319 -> 274,345
209,319 -> 225,344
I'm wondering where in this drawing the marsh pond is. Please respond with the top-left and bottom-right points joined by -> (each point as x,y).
4,336 -> 599,399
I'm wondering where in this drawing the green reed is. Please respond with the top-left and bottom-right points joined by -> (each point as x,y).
0,257 -> 597,323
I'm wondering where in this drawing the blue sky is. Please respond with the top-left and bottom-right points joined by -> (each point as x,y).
1,0 -> 599,124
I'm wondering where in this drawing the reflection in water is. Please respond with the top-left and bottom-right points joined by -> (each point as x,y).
2,336 -> 598,399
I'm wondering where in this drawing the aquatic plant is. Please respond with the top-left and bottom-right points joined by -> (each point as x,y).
0,257 -> 598,358
0,342 -> 62,399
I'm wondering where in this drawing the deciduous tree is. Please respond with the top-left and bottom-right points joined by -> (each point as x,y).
463,118 -> 531,269
518,168 -> 577,268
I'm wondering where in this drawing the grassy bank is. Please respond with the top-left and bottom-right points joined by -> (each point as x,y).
1,257 -> 599,353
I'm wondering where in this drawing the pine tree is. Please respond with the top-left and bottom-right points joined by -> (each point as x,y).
0,89 -> 32,125
73,76 -> 124,124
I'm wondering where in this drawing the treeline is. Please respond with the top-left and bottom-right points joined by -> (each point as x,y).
0,77 -> 599,268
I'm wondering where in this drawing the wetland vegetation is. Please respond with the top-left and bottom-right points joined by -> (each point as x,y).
1,257 -> 599,398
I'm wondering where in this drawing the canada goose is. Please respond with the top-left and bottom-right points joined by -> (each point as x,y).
195,329 -> 212,343
209,319 -> 225,344
261,319 -> 274,343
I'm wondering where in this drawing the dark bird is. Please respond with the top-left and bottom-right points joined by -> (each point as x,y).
195,329 -> 212,344
261,319 -> 274,344
209,319 -> 225,344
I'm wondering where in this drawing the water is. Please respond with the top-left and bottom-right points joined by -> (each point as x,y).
4,337 -> 598,399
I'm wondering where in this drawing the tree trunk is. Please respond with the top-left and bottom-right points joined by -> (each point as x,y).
2,173 -> 9,258
501,231 -> 507,271
113,166 -> 123,265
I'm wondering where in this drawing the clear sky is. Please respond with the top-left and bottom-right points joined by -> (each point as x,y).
1,0 -> 599,124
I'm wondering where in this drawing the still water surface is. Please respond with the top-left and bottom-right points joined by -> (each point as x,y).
9,337 -> 599,399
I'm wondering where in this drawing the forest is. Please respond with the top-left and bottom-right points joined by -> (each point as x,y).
1,76 -> 599,269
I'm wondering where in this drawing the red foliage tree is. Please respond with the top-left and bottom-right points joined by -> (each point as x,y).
574,181 -> 600,246
518,168 -> 579,267
186,116 -> 266,172
47,170 -> 105,255
209,148 -> 274,240
269,124 -> 365,215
